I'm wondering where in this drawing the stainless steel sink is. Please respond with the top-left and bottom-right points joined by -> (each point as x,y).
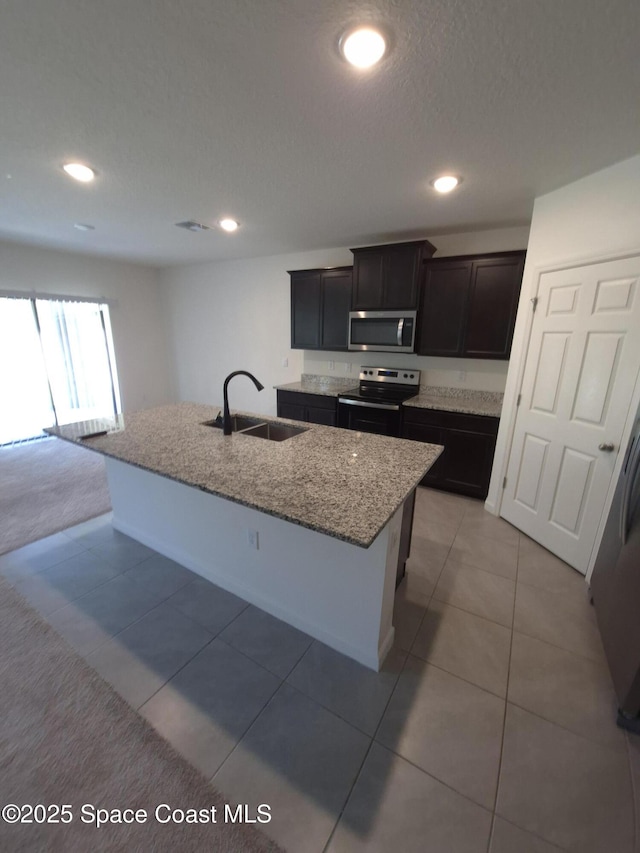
202,415 -> 265,432
203,415 -> 307,441
241,422 -> 308,442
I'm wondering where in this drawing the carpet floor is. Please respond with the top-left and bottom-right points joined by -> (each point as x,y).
0,574 -> 283,852
0,437 -> 112,555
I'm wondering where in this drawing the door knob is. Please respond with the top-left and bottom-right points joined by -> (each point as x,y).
598,442 -> 615,452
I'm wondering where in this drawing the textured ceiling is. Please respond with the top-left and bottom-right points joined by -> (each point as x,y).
1,0 -> 639,266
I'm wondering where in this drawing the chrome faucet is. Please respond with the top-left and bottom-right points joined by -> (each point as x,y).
222,371 -> 264,435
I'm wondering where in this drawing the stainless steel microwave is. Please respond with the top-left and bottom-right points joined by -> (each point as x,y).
348,310 -> 417,353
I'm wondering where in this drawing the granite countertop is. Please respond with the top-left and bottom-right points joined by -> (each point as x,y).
276,375 -> 504,417
47,403 -> 442,549
403,386 -> 504,418
274,375 -> 358,396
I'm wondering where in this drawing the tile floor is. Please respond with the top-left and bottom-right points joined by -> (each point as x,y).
1,487 -> 638,852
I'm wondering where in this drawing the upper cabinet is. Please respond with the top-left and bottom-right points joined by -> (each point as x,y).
417,251 -> 525,359
351,240 -> 436,310
290,266 -> 352,351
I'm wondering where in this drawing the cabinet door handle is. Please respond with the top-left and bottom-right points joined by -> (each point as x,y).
397,318 -> 404,347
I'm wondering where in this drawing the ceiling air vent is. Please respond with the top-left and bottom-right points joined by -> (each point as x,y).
175,220 -> 211,232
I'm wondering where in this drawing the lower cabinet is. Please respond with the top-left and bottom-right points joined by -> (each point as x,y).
277,390 -> 337,426
402,408 -> 499,499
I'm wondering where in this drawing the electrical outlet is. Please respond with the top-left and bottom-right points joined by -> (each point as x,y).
328,360 -> 335,371
345,362 -> 352,373
458,370 -> 467,382
247,529 -> 259,550
282,357 -> 288,368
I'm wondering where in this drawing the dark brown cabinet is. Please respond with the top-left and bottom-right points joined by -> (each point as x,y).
289,267 -> 352,351
417,251 -> 525,359
351,240 -> 436,310
402,408 -> 499,498
277,390 -> 337,426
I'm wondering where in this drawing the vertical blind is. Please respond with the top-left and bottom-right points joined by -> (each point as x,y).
0,296 -> 121,445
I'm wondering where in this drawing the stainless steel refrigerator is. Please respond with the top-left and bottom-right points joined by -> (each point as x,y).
590,416 -> 640,733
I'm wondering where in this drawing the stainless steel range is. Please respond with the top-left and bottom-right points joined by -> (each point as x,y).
337,366 -> 421,437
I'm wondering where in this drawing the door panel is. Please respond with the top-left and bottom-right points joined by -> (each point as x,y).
530,332 -> 570,414
547,283 -> 580,314
291,272 -> 321,349
593,277 -> 636,312
417,262 -> 470,356
321,269 -> 351,350
571,332 -> 622,424
352,252 -> 384,310
465,256 -> 523,358
549,447 -> 595,534
513,434 -> 550,511
444,429 -> 496,498
501,255 -> 640,572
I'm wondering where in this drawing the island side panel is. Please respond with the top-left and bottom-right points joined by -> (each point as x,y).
104,458 -> 401,671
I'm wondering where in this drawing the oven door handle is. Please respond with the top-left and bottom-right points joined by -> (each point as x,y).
338,398 -> 400,412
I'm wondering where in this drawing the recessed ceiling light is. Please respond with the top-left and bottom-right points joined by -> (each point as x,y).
73,223 -> 95,231
218,218 -> 239,233
340,27 -> 387,68
431,175 -> 460,194
63,163 -> 96,183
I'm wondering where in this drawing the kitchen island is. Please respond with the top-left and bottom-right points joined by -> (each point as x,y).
48,403 -> 441,670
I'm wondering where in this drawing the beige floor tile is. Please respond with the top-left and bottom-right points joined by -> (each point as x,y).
508,632 -> 625,751
518,537 -> 588,600
497,704 -> 634,853
411,515 -> 460,547
405,536 -> 450,585
392,597 -> 426,653
412,599 -> 511,697
434,558 -> 515,628
213,684 -> 369,853
393,573 -> 433,651
395,571 -> 434,606
460,506 -> 521,546
328,743 -> 492,853
139,639 -> 279,779
416,485 -> 472,513
376,655 -> 505,809
287,642 -> 406,736
490,817 -> 566,852
450,530 -> 518,579
514,583 -> 605,663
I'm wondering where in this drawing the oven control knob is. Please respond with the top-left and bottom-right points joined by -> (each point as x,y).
410,373 -> 414,378
404,373 -> 408,378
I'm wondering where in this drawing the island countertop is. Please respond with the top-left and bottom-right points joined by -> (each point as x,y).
47,403 -> 442,548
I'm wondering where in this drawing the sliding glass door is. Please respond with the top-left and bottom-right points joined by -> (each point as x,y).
0,297 -> 55,444
0,296 -> 121,445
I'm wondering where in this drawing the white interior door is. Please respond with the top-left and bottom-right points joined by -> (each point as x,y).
501,255 -> 640,573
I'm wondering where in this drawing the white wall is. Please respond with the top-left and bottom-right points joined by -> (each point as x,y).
0,240 -> 172,410
487,154 -> 640,514
160,225 -> 530,414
